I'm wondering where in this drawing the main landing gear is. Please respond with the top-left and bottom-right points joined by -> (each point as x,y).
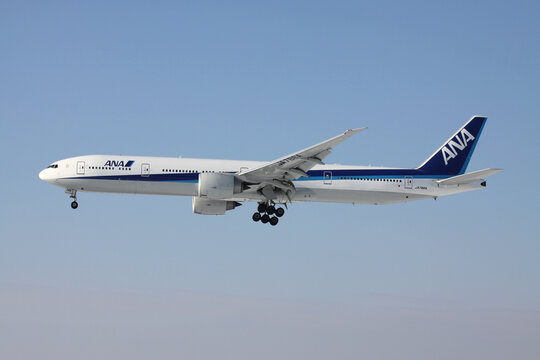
66,189 -> 78,209
252,202 -> 285,226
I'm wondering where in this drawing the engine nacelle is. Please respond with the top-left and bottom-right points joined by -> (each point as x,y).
198,172 -> 244,199
192,197 -> 241,215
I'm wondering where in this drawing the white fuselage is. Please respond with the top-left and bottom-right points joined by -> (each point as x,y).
38,155 -> 484,205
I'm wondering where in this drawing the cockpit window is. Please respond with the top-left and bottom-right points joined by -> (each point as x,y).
47,164 -> 58,169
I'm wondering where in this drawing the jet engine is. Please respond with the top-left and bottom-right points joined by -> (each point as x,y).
192,197 -> 242,215
198,172 -> 245,199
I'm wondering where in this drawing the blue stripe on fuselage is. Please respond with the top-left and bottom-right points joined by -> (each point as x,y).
61,168 -> 453,182
304,169 -> 451,178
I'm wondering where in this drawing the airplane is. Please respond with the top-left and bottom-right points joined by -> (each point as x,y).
39,116 -> 501,226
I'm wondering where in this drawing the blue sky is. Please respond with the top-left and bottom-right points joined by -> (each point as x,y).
1,1 -> 539,359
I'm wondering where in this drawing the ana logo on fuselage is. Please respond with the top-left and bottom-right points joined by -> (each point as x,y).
441,128 -> 475,165
104,160 -> 135,167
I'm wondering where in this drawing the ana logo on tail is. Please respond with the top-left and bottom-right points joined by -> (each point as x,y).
442,128 -> 475,165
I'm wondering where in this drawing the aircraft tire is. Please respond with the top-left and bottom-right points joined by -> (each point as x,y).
257,203 -> 267,213
252,212 -> 261,222
71,201 -> 78,209
267,205 -> 275,215
269,217 -> 279,226
275,207 -> 285,217
261,214 -> 270,223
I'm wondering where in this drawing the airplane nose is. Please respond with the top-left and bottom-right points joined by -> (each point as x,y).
39,169 -> 47,180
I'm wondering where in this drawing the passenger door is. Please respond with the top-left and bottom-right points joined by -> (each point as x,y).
404,176 -> 413,189
77,161 -> 85,175
141,163 -> 150,177
323,171 -> 332,185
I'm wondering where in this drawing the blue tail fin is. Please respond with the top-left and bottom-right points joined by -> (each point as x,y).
417,116 -> 487,175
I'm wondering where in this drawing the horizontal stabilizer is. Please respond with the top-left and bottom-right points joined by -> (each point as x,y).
435,168 -> 503,185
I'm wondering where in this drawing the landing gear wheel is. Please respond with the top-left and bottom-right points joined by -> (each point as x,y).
275,207 -> 285,217
252,212 -> 261,222
257,203 -> 268,213
261,214 -> 270,224
66,189 -> 78,209
269,216 -> 279,226
267,205 -> 275,215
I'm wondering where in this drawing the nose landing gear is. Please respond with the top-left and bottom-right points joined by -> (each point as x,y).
252,202 -> 285,226
66,189 -> 78,209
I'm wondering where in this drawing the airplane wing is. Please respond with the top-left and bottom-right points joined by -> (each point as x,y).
435,168 -> 503,185
237,128 -> 366,186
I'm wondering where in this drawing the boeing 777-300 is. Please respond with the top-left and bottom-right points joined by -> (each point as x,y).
39,116 -> 501,226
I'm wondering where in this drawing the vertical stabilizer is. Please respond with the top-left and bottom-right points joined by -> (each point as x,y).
417,116 -> 487,175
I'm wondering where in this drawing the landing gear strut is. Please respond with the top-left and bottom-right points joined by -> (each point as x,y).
66,189 -> 78,209
252,202 -> 285,226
